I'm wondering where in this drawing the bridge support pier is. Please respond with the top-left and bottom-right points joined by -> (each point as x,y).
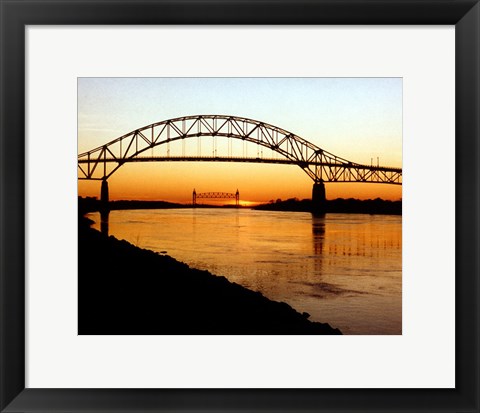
312,181 -> 326,215
100,179 -> 110,236
100,179 -> 109,209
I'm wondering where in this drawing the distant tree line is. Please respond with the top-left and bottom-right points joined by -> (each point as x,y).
254,197 -> 401,215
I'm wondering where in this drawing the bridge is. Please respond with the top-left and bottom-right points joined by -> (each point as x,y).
193,189 -> 240,206
78,115 -> 402,212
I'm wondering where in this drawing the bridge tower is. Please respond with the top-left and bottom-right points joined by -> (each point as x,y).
235,189 -> 239,207
312,180 -> 326,215
193,188 -> 197,206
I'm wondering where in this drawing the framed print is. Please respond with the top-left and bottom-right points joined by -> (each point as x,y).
1,1 -> 479,412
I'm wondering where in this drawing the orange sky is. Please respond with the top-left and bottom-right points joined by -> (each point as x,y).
78,78 -> 402,203
78,162 -> 401,204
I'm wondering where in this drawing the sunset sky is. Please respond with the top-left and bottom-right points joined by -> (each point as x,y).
78,78 -> 402,204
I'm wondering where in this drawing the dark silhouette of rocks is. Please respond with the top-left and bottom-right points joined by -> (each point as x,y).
78,216 -> 341,335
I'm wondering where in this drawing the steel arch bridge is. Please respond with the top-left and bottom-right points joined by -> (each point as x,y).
78,114 -> 402,185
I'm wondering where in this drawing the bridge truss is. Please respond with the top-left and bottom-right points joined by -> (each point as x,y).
78,115 -> 402,185
192,189 -> 240,206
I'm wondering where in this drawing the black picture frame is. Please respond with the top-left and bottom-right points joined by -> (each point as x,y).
1,1 -> 479,412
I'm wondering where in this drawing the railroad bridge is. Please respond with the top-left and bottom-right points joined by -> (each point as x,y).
193,190 -> 240,207
78,115 -> 402,213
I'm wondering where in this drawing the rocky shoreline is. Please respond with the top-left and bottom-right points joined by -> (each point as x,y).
78,216 -> 342,335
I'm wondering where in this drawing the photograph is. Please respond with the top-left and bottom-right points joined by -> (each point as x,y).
78,77 -> 402,335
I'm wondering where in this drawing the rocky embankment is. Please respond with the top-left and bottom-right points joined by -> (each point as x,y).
78,216 -> 341,335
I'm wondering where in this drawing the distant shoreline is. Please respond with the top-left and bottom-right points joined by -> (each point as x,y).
79,197 -> 401,215
253,198 -> 401,215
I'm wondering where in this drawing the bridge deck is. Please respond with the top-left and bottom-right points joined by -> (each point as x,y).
78,155 -> 402,173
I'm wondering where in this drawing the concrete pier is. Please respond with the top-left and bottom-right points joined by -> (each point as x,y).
312,181 -> 326,215
100,179 -> 109,208
100,180 -> 110,236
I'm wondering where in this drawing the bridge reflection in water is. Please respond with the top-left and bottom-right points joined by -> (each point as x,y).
100,210 -> 110,236
312,216 -> 326,276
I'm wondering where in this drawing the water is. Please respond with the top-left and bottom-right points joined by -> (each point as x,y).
87,209 -> 402,334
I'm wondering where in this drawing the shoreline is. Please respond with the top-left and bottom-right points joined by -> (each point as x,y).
78,215 -> 342,335
79,196 -> 401,215
253,198 -> 401,215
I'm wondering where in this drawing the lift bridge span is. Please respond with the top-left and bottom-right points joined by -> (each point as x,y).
78,115 -> 402,211
193,190 -> 240,207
